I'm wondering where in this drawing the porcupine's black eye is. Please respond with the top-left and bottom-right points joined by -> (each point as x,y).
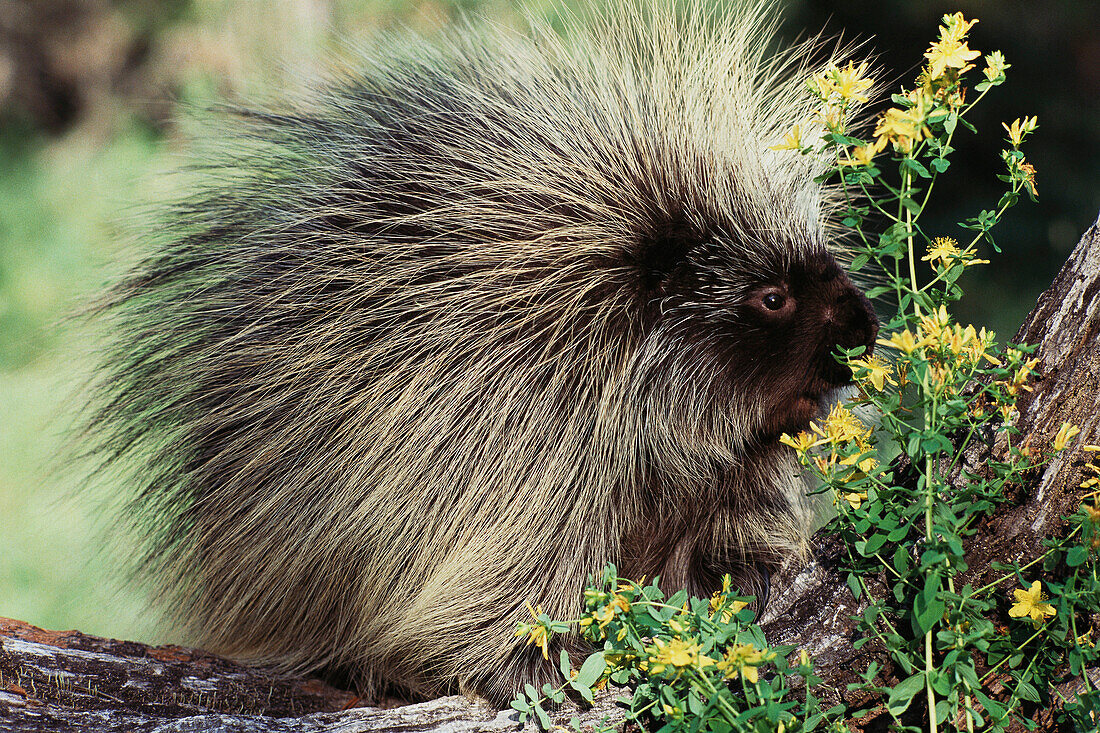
748,285 -> 793,319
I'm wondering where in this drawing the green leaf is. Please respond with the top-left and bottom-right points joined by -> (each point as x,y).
943,112 -> 958,134
886,673 -> 926,715
534,701 -> 551,729
901,158 -> 932,179
864,533 -> 888,556
913,575 -> 945,635
934,699 -> 951,726
559,649 -> 571,678
901,196 -> 922,214
1016,679 -> 1042,703
1066,546 -> 1088,567
866,285 -> 893,299
847,572 -> 862,599
574,651 -> 606,688
572,681 -> 594,703
975,692 -> 1007,718
930,157 -> 950,173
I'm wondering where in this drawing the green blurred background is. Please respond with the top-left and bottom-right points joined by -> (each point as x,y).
1,0 -> 1097,644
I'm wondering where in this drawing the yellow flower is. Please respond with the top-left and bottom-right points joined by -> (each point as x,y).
832,61 -> 874,103
874,107 -> 929,153
918,305 -> 952,344
1053,422 -> 1081,452
715,643 -> 772,684
710,598 -> 748,624
814,104 -> 846,134
806,61 -> 874,105
939,12 -> 979,43
849,355 -> 895,391
923,236 -> 960,264
983,50 -> 1010,81
928,364 -> 954,391
839,490 -> 868,510
591,592 -> 631,630
1002,356 -> 1040,396
925,239 -> 991,272
807,71 -> 833,100
1003,116 -> 1038,148
814,403 -> 871,445
1018,160 -> 1038,196
709,575 -> 749,622
924,38 -> 981,80
779,430 -> 819,454
839,144 -> 877,167
647,637 -> 700,676
770,125 -> 803,151
878,329 -> 923,354
515,602 -> 551,659
1008,580 -> 1056,627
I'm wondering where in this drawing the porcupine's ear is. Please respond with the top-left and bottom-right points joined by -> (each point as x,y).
635,217 -> 708,297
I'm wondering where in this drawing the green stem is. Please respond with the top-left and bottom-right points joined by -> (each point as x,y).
979,626 -> 1044,684
904,166 -> 922,321
991,651 -> 1042,727
970,526 -> 1082,597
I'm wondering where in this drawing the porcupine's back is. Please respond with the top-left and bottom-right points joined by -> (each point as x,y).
87,1 -> 844,701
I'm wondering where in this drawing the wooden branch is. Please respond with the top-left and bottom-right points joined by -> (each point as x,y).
0,617 -> 546,732
3,212 -> 1098,732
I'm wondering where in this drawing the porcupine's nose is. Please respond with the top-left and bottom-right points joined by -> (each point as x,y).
819,276 -> 879,386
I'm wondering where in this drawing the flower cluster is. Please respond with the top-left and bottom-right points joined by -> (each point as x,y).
715,643 -> 774,684
511,567 -> 824,733
780,403 -> 876,508
514,601 -> 571,661
923,12 -> 980,80
771,60 -> 875,153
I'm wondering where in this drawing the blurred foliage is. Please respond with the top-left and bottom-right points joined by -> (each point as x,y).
0,0 -> 1095,641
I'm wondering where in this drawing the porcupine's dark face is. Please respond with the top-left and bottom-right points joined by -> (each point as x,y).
638,221 -> 879,443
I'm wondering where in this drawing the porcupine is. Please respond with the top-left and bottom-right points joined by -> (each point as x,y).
85,0 -> 878,706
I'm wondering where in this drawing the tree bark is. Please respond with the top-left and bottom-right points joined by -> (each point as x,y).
3,212 -> 1098,732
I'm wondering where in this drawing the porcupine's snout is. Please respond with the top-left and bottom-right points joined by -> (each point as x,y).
817,272 -> 879,386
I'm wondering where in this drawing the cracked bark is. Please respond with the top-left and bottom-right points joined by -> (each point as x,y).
3,213 -> 1098,732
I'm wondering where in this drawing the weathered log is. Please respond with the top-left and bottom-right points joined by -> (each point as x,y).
0,617 -> 544,732
3,212 -> 1097,731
